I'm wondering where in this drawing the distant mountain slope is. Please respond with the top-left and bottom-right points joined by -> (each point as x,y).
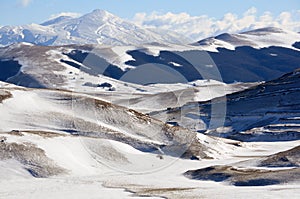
0,9 -> 190,46
154,69 -> 300,141
0,28 -> 300,90
195,27 -> 300,51
184,145 -> 300,186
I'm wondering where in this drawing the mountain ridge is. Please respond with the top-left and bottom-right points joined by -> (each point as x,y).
195,27 -> 300,51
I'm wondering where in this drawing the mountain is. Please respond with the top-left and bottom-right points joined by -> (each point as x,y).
0,24 -> 300,198
214,69 -> 300,141
195,27 -> 300,51
184,145 -> 300,186
0,27 -> 300,142
0,85 -> 224,176
0,27 -> 300,92
0,9 -> 190,46
3,83 -> 298,198
152,69 -> 300,141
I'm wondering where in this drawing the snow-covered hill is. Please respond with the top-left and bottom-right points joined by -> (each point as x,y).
0,9 -> 190,46
152,69 -> 300,142
1,29 -> 300,90
195,27 -> 300,51
0,84 -> 241,182
0,86 -> 216,159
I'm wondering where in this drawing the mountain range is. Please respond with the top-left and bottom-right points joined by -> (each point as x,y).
0,9 -> 300,198
0,9 -> 190,46
0,26 -> 299,92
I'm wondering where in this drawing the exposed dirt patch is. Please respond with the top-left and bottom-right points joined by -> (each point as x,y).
0,90 -> 12,103
0,130 -> 24,136
23,130 -> 67,138
9,130 -> 24,136
184,165 -> 300,186
134,187 -> 195,196
103,182 -> 197,199
1,130 -> 66,138
0,141 -> 66,178
259,145 -> 300,167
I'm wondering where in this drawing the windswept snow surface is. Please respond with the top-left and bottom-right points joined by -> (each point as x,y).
0,129 -> 299,198
0,83 -> 299,198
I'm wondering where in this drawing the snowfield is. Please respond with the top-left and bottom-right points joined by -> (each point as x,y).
0,129 -> 299,198
0,83 -> 299,198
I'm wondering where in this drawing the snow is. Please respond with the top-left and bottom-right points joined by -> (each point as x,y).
0,160 -> 32,179
0,10 -> 190,46
105,80 -> 253,113
110,46 -> 136,70
200,38 -> 236,52
0,177 -> 152,199
36,46 -> 252,113
108,139 -> 144,155
0,21 -> 299,199
241,28 -> 300,50
1,130 -> 299,198
38,137 -> 100,176
0,81 -> 22,88
0,87 -> 299,198
198,28 -> 300,52
169,62 -> 182,67
0,90 -> 56,131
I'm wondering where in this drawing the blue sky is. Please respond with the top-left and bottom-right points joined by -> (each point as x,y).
0,0 -> 299,25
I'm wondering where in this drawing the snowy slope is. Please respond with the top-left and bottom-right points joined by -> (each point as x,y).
1,86 -> 299,198
0,41 -> 299,199
196,27 -> 300,51
0,87 -> 216,160
152,69 -> 300,142
0,43 -> 261,117
1,129 -> 298,198
0,10 -> 190,46
1,38 -> 300,91
0,43 -> 253,95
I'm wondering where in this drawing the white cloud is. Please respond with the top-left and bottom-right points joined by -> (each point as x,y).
244,7 -> 257,16
49,12 -> 82,20
20,0 -> 32,7
133,8 -> 300,41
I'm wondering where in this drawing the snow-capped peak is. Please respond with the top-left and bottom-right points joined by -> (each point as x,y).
0,10 -> 190,46
87,9 -> 116,19
41,16 -> 74,26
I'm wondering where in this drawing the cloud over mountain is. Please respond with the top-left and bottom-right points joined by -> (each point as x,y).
48,12 -> 82,20
20,0 -> 32,7
133,7 -> 300,40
